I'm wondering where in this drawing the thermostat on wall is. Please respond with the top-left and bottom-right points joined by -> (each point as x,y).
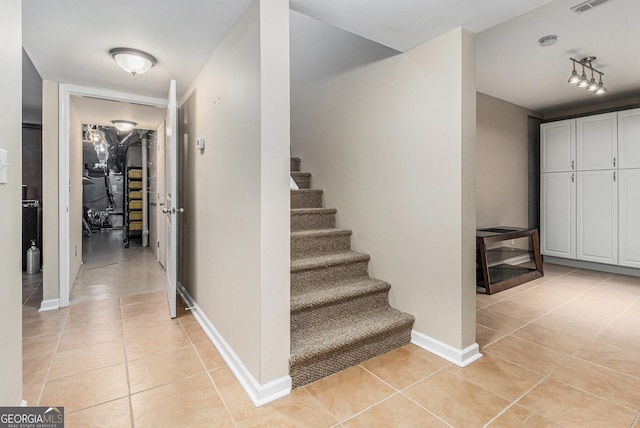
0,149 -> 7,184
196,137 -> 205,151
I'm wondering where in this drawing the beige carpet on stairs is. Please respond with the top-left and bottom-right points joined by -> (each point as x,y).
289,157 -> 415,388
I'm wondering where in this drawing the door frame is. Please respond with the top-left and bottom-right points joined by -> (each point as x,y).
57,84 -> 167,307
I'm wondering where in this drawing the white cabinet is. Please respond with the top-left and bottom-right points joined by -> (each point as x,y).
618,108 -> 640,169
576,170 -> 618,264
577,113 -> 617,171
541,172 -> 576,258
619,169 -> 640,268
541,119 -> 575,172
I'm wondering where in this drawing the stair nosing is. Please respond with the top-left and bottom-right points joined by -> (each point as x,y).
290,308 -> 415,364
291,278 -> 390,313
291,251 -> 370,273
291,228 -> 352,238
291,208 -> 337,215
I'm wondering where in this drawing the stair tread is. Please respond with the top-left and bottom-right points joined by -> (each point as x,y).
291,251 -> 370,273
291,189 -> 322,194
291,228 -> 352,238
291,172 -> 311,176
290,307 -> 415,364
291,278 -> 389,312
291,208 -> 337,215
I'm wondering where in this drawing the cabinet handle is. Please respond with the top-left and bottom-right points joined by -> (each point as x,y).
572,173 -> 575,183
613,157 -> 616,167
571,160 -> 575,170
614,171 -> 616,181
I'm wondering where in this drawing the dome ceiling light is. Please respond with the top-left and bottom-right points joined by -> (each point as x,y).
109,47 -> 157,76
111,120 -> 137,132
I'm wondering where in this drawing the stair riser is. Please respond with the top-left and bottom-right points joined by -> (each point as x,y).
291,291 -> 390,332
290,326 -> 412,388
291,260 -> 369,292
291,233 -> 351,258
291,212 -> 335,231
291,173 -> 311,189
291,158 -> 301,172
291,191 -> 323,209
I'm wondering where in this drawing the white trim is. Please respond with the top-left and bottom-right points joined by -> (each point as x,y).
57,84 -> 167,307
38,298 -> 60,312
178,283 -> 291,407
411,330 -> 482,367
544,255 -> 640,277
20,400 -> 27,407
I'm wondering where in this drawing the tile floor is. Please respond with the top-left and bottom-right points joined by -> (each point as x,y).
21,235 -> 640,427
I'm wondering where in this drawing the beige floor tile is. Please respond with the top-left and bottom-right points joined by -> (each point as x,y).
131,373 -> 224,427
58,321 -> 123,351
120,290 -> 165,306
304,365 -> 396,422
23,333 -> 58,362
124,323 -> 191,361
22,306 -> 69,324
183,322 -> 210,344
487,405 -> 558,427
65,397 -> 132,427
539,276 -> 600,294
22,319 -> 66,339
48,340 -> 125,380
512,314 -> 600,354
403,370 -> 509,428
584,285 -> 640,304
401,344 -> 451,368
598,277 -> 640,296
360,347 -> 443,390
343,393 -> 448,427
69,298 -> 121,315
229,388 -> 338,428
209,366 -> 254,408
624,300 -> 640,320
517,379 -> 636,427
121,299 -> 168,320
634,415 -> 640,428
476,324 -> 507,349
483,335 -> 568,375
127,346 -> 205,393
506,286 -> 577,312
476,308 -> 529,334
182,410 -> 237,428
596,324 -> 640,353
551,358 -> 640,410
486,300 -> 547,323
40,364 -> 129,413
449,354 -> 542,401
22,379 -> 45,407
550,294 -> 630,326
476,292 -> 509,309
65,307 -> 122,329
576,340 -> 640,379
194,341 -> 226,370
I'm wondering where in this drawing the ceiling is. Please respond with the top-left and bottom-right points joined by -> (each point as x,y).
22,0 -> 640,118
70,96 -> 165,131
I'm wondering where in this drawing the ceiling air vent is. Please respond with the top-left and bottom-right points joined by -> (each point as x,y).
571,0 -> 614,14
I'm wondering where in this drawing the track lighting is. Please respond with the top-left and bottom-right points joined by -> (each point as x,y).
568,57 -> 607,96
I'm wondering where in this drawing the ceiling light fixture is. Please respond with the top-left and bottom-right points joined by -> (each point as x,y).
538,35 -> 558,47
109,47 -> 157,76
111,120 -> 137,132
568,57 -> 607,96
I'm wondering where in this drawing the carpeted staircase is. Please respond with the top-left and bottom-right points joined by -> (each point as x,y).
289,157 -> 415,388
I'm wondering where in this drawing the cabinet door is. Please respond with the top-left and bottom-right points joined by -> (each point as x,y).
577,170 -> 618,264
618,108 -> 640,169
541,120 -> 575,173
576,112 -> 617,171
541,172 -> 576,258
619,169 -> 640,268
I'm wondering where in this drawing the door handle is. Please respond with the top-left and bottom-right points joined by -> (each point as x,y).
162,208 -> 170,213
169,207 -> 185,214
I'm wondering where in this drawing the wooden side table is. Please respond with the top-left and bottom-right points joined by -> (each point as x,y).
476,227 -> 543,294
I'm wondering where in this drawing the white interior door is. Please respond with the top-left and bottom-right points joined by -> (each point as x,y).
156,120 -> 167,268
164,80 -> 178,318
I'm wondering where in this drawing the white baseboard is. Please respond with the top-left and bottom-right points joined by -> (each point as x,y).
21,400 -> 27,407
177,283 -> 291,407
39,299 -> 60,312
411,330 -> 482,367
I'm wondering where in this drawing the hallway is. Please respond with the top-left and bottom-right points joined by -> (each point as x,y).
20,256 -> 640,426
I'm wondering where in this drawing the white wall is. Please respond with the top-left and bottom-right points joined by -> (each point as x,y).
291,13 -> 477,352
0,0 -> 23,405
22,49 -> 42,125
476,92 -> 539,228
179,0 -> 290,385
69,100 -> 83,281
42,81 -> 59,303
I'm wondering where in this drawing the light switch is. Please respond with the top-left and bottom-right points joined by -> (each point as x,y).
0,149 -> 7,184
